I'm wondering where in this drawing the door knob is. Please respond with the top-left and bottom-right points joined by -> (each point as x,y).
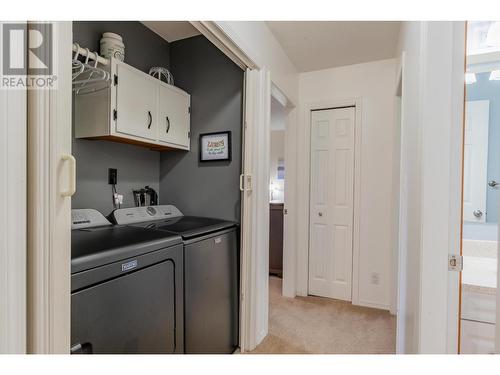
488,180 -> 499,188
473,209 -> 483,218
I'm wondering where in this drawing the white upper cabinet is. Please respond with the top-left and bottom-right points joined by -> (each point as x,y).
157,84 -> 190,148
115,62 -> 158,141
75,57 -> 190,151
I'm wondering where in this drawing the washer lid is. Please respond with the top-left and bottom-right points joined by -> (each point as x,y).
71,225 -> 182,273
140,216 -> 237,239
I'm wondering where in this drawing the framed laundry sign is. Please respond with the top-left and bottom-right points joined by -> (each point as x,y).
199,131 -> 232,162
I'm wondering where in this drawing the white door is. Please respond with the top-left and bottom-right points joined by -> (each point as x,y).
115,63 -> 158,140
463,100 -> 489,222
239,68 -> 271,352
308,107 -> 355,301
158,85 -> 190,148
27,21 -> 73,353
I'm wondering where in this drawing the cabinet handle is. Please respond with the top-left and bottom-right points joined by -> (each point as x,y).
166,116 -> 170,133
147,111 -> 152,129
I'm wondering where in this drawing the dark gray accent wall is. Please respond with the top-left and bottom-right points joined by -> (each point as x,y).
160,36 -> 244,222
72,21 -> 170,74
71,141 -> 160,216
72,21 -> 169,215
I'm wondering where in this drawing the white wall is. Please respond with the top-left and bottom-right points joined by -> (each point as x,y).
297,58 -> 398,310
217,21 -> 299,105
396,21 -> 465,354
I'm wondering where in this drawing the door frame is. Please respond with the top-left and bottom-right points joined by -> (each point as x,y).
270,83 -> 297,299
447,21 -> 467,354
394,52 -> 407,353
297,98 -> 362,305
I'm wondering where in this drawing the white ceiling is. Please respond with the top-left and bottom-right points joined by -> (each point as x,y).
142,21 -> 200,43
266,21 -> 401,72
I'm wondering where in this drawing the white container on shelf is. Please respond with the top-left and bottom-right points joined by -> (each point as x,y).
100,32 -> 125,62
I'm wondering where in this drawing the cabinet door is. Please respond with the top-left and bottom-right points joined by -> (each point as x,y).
158,84 -> 190,148
115,63 -> 157,140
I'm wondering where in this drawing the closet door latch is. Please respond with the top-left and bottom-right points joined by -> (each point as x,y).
448,254 -> 463,272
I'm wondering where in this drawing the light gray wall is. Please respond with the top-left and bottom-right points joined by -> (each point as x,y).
160,36 -> 244,222
72,21 -> 169,215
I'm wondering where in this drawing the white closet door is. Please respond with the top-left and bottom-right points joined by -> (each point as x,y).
463,100 -> 489,222
309,107 -> 355,301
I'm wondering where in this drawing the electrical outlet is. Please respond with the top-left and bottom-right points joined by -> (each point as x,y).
108,168 -> 117,185
371,272 -> 380,285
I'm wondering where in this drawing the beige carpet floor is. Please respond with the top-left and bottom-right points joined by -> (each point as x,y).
250,276 -> 396,354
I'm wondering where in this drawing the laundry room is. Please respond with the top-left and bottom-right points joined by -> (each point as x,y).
70,21 -> 244,354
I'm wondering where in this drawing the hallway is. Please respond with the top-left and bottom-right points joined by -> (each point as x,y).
251,277 -> 396,354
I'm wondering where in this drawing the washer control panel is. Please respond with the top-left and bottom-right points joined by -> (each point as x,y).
72,209 -> 112,230
146,206 -> 157,216
111,205 -> 183,225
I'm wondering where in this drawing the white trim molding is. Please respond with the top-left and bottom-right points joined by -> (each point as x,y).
281,108 -> 298,298
447,21 -> 467,354
190,21 -> 258,71
394,51 -> 407,354
0,21 -> 27,354
27,21 -> 72,354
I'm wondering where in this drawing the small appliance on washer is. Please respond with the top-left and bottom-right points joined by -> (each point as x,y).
110,205 -> 239,354
71,209 -> 184,354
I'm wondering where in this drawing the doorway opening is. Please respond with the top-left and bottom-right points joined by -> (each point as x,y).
459,21 -> 500,354
253,94 -> 396,354
268,91 -> 287,279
